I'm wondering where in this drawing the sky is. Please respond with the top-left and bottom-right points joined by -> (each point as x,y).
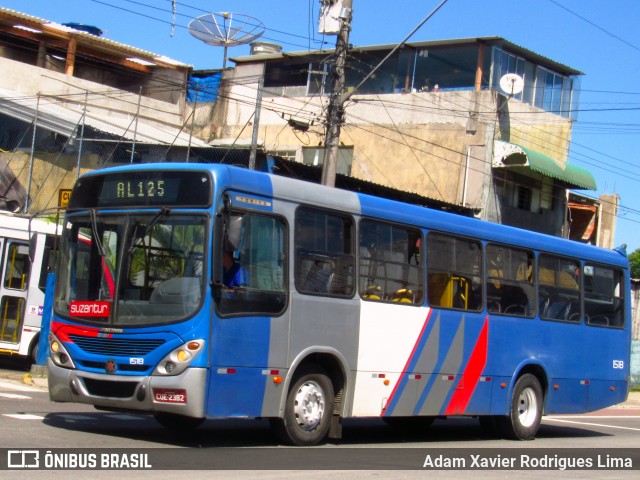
3,0 -> 640,253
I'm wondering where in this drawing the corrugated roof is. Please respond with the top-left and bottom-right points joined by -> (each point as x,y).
0,7 -> 191,70
493,141 -> 596,190
0,88 -> 207,147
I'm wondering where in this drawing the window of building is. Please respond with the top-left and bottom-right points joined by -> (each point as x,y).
264,61 -> 309,88
486,243 -> 535,316
295,207 -> 354,297
584,265 -> 624,328
272,150 -> 298,162
517,186 -> 533,211
427,232 -> 482,311
492,47 -> 576,119
495,171 -> 545,214
359,219 -> 422,304
538,254 -> 580,322
302,147 -> 353,176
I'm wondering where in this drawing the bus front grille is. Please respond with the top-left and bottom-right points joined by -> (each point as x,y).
69,335 -> 165,356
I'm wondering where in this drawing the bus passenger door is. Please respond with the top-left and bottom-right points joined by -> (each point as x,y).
0,240 -> 31,345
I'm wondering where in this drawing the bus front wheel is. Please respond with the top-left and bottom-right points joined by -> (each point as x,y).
497,373 -> 543,440
273,366 -> 334,446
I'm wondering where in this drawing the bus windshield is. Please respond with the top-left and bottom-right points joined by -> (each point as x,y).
55,211 -> 207,326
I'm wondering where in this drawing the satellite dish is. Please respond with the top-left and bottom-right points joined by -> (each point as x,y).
499,73 -> 524,96
188,12 -> 265,68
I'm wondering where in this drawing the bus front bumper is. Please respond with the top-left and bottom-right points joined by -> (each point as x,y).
47,359 -> 206,418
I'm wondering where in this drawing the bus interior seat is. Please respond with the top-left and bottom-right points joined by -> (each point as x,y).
543,297 -> 571,320
299,257 -> 334,294
363,285 -> 382,300
503,304 -> 526,315
392,288 -> 414,303
150,277 -> 201,305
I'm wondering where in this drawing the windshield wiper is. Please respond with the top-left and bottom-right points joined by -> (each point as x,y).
128,208 -> 171,254
89,209 -> 107,258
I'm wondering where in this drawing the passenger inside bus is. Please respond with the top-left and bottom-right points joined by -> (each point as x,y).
223,250 -> 246,287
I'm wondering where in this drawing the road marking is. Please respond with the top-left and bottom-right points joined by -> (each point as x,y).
3,413 -> 45,420
545,417 -> 640,432
0,380 -> 43,393
550,415 -> 640,419
0,392 -> 31,400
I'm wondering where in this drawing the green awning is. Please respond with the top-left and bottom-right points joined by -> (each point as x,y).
493,141 -> 596,190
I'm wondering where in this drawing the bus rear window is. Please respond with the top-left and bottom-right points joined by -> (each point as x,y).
584,265 -> 624,328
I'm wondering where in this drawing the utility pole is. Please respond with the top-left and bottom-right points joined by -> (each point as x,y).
321,0 -> 352,187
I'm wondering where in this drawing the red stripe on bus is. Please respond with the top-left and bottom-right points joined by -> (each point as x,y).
444,318 -> 489,415
52,322 -> 103,342
381,309 -> 433,415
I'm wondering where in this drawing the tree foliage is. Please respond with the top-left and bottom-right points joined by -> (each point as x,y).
630,248 -> 640,279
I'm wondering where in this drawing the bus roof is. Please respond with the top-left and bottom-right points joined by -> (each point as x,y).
77,163 -> 629,270
0,211 -> 61,237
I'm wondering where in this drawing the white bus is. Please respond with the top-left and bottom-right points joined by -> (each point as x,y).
0,211 -> 60,362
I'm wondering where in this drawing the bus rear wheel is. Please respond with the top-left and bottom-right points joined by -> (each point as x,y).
497,373 -> 543,440
273,367 -> 334,446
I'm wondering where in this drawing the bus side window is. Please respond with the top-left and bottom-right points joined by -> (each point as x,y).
4,242 -> 30,291
486,243 -> 534,316
295,207 -> 354,298
538,254 -> 580,322
427,232 -> 482,311
358,219 -> 422,304
217,212 -> 287,316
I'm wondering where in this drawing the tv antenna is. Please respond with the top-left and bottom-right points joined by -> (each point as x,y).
188,12 -> 265,68
499,73 -> 524,97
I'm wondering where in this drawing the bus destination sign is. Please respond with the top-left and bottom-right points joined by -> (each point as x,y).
68,171 -> 212,208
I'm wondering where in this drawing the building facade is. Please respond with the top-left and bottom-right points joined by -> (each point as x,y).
0,7 -> 208,213
218,37 -> 608,243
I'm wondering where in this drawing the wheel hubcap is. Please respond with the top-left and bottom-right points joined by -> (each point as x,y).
293,381 -> 325,431
517,386 -> 538,427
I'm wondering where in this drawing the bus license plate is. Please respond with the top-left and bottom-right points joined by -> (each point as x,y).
153,389 -> 187,404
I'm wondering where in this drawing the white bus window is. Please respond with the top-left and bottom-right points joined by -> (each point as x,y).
359,219 -> 422,304
427,233 -> 482,311
3,242 -> 30,291
295,207 -> 354,297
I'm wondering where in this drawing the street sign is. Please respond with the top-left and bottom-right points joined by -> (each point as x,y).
58,189 -> 72,208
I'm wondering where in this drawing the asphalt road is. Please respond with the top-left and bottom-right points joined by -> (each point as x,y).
1,358 -> 639,479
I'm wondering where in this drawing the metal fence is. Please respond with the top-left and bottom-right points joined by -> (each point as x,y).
0,79 -> 258,214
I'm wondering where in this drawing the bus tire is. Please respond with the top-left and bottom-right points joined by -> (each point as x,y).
154,412 -> 204,431
497,373 -> 543,440
273,366 -> 334,446
30,337 -> 39,364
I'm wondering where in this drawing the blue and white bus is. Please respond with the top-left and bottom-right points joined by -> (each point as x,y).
48,163 -> 631,445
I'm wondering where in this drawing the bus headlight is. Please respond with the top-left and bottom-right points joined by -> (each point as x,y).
49,333 -> 76,369
153,340 -> 204,376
